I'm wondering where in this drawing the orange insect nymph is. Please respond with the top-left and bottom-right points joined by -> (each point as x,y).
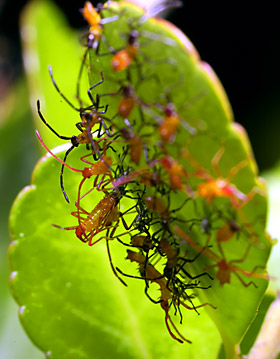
54,191 -> 120,246
76,153 -> 114,202
157,102 -> 196,142
184,144 -> 261,209
118,85 -> 137,119
144,195 -> 169,221
80,1 -> 118,51
112,50 -> 133,72
161,156 -> 194,196
75,192 -> 119,242
131,235 -> 154,252
120,128 -> 143,165
159,116 -> 179,142
197,179 -> 227,199
175,226 -> 270,288
56,188 -> 132,287
214,259 -> 231,285
196,177 -> 248,209
81,154 -> 113,178
112,30 -> 139,72
159,104 -> 180,142
81,2 -> 102,37
118,96 -> 135,118
216,220 -> 241,243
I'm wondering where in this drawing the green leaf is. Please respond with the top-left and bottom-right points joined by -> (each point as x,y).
9,146 -> 221,359
0,79 -> 42,358
9,1 -> 272,358
87,2 -> 272,357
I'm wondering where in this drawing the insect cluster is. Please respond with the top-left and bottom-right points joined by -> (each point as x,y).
36,1 -> 270,344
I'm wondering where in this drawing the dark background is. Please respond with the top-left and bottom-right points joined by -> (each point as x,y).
1,0 -> 279,171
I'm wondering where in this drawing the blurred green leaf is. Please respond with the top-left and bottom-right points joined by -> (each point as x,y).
20,0 -> 88,150
0,79 -> 42,359
262,163 -> 280,292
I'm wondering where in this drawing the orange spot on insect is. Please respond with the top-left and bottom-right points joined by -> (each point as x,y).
197,179 -> 226,199
161,156 -> 185,191
112,31 -> 139,72
118,96 -> 135,118
158,103 -> 180,142
112,50 -> 134,72
159,115 -> 180,142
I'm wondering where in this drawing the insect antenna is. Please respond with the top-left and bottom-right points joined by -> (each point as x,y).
48,65 -> 82,112
37,100 -> 73,141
